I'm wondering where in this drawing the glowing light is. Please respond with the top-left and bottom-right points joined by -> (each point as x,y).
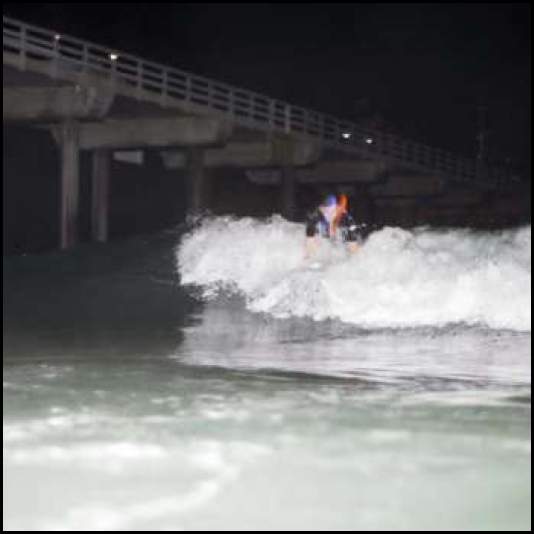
54,34 -> 61,41
109,53 -> 119,61
365,137 -> 374,144
341,132 -> 352,140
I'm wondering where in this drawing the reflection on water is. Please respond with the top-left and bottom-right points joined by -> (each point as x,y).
179,299 -> 531,388
3,228 -> 531,531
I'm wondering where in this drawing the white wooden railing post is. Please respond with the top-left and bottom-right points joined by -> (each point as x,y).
18,23 -> 27,70
207,81 -> 212,109
136,61 -> 143,100
160,69 -> 168,107
185,75 -> 191,102
51,33 -> 59,79
268,99 -> 275,131
284,104 -> 291,134
81,43 -> 88,74
109,53 -> 117,88
228,88 -> 235,117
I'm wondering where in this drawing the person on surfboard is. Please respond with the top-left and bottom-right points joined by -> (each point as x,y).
304,194 -> 365,256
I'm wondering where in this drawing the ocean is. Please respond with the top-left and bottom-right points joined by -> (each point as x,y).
3,218 -> 531,530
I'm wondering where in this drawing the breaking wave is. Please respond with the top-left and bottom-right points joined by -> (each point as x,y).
177,217 -> 531,331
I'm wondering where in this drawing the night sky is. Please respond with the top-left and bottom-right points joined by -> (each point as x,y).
4,3 -> 531,170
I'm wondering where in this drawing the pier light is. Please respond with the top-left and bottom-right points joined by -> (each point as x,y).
341,132 -> 352,140
109,53 -> 119,61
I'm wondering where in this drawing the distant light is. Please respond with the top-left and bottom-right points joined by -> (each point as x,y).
109,53 -> 119,61
365,137 -> 374,144
341,132 -> 352,140
54,34 -> 61,41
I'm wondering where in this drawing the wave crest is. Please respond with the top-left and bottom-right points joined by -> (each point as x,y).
177,217 -> 531,331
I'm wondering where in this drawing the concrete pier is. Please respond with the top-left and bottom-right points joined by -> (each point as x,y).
58,121 -> 80,249
281,165 -> 296,220
91,149 -> 110,243
3,85 -> 114,122
3,16 -> 525,254
159,139 -> 321,170
187,148 -> 205,215
273,137 -> 298,220
76,117 -> 232,150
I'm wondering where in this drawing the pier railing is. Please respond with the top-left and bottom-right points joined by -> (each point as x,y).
3,16 -> 518,187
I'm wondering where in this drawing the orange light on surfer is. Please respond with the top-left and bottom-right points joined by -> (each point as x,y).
332,194 -> 349,235
338,194 -> 348,213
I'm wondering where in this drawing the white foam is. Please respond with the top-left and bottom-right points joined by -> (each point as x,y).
6,442 -> 168,465
177,217 -> 531,331
4,439 -> 272,531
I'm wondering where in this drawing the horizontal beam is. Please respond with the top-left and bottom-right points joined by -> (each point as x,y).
160,139 -> 321,169
370,173 -> 445,196
55,117 -> 233,150
3,85 -> 114,122
246,160 -> 386,184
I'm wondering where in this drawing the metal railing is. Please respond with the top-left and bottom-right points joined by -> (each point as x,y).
3,16 -> 517,187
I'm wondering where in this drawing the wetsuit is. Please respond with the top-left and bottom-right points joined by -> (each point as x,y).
305,209 -> 369,244
335,211 -> 360,243
305,209 -> 330,238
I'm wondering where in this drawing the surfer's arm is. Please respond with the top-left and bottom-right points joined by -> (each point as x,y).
304,210 -> 322,258
305,211 -> 319,237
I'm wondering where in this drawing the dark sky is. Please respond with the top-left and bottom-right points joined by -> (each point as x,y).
4,3 -> 531,166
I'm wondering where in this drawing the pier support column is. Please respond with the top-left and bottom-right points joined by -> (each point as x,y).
274,137 -> 297,221
187,148 -> 205,216
91,149 -> 110,243
58,121 -> 80,249
281,165 -> 296,221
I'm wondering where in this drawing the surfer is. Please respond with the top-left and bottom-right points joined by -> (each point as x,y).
305,194 -> 366,256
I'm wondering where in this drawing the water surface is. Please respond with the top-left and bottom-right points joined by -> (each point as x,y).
3,222 -> 531,530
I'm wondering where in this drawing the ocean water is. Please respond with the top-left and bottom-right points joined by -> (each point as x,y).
3,218 -> 531,530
